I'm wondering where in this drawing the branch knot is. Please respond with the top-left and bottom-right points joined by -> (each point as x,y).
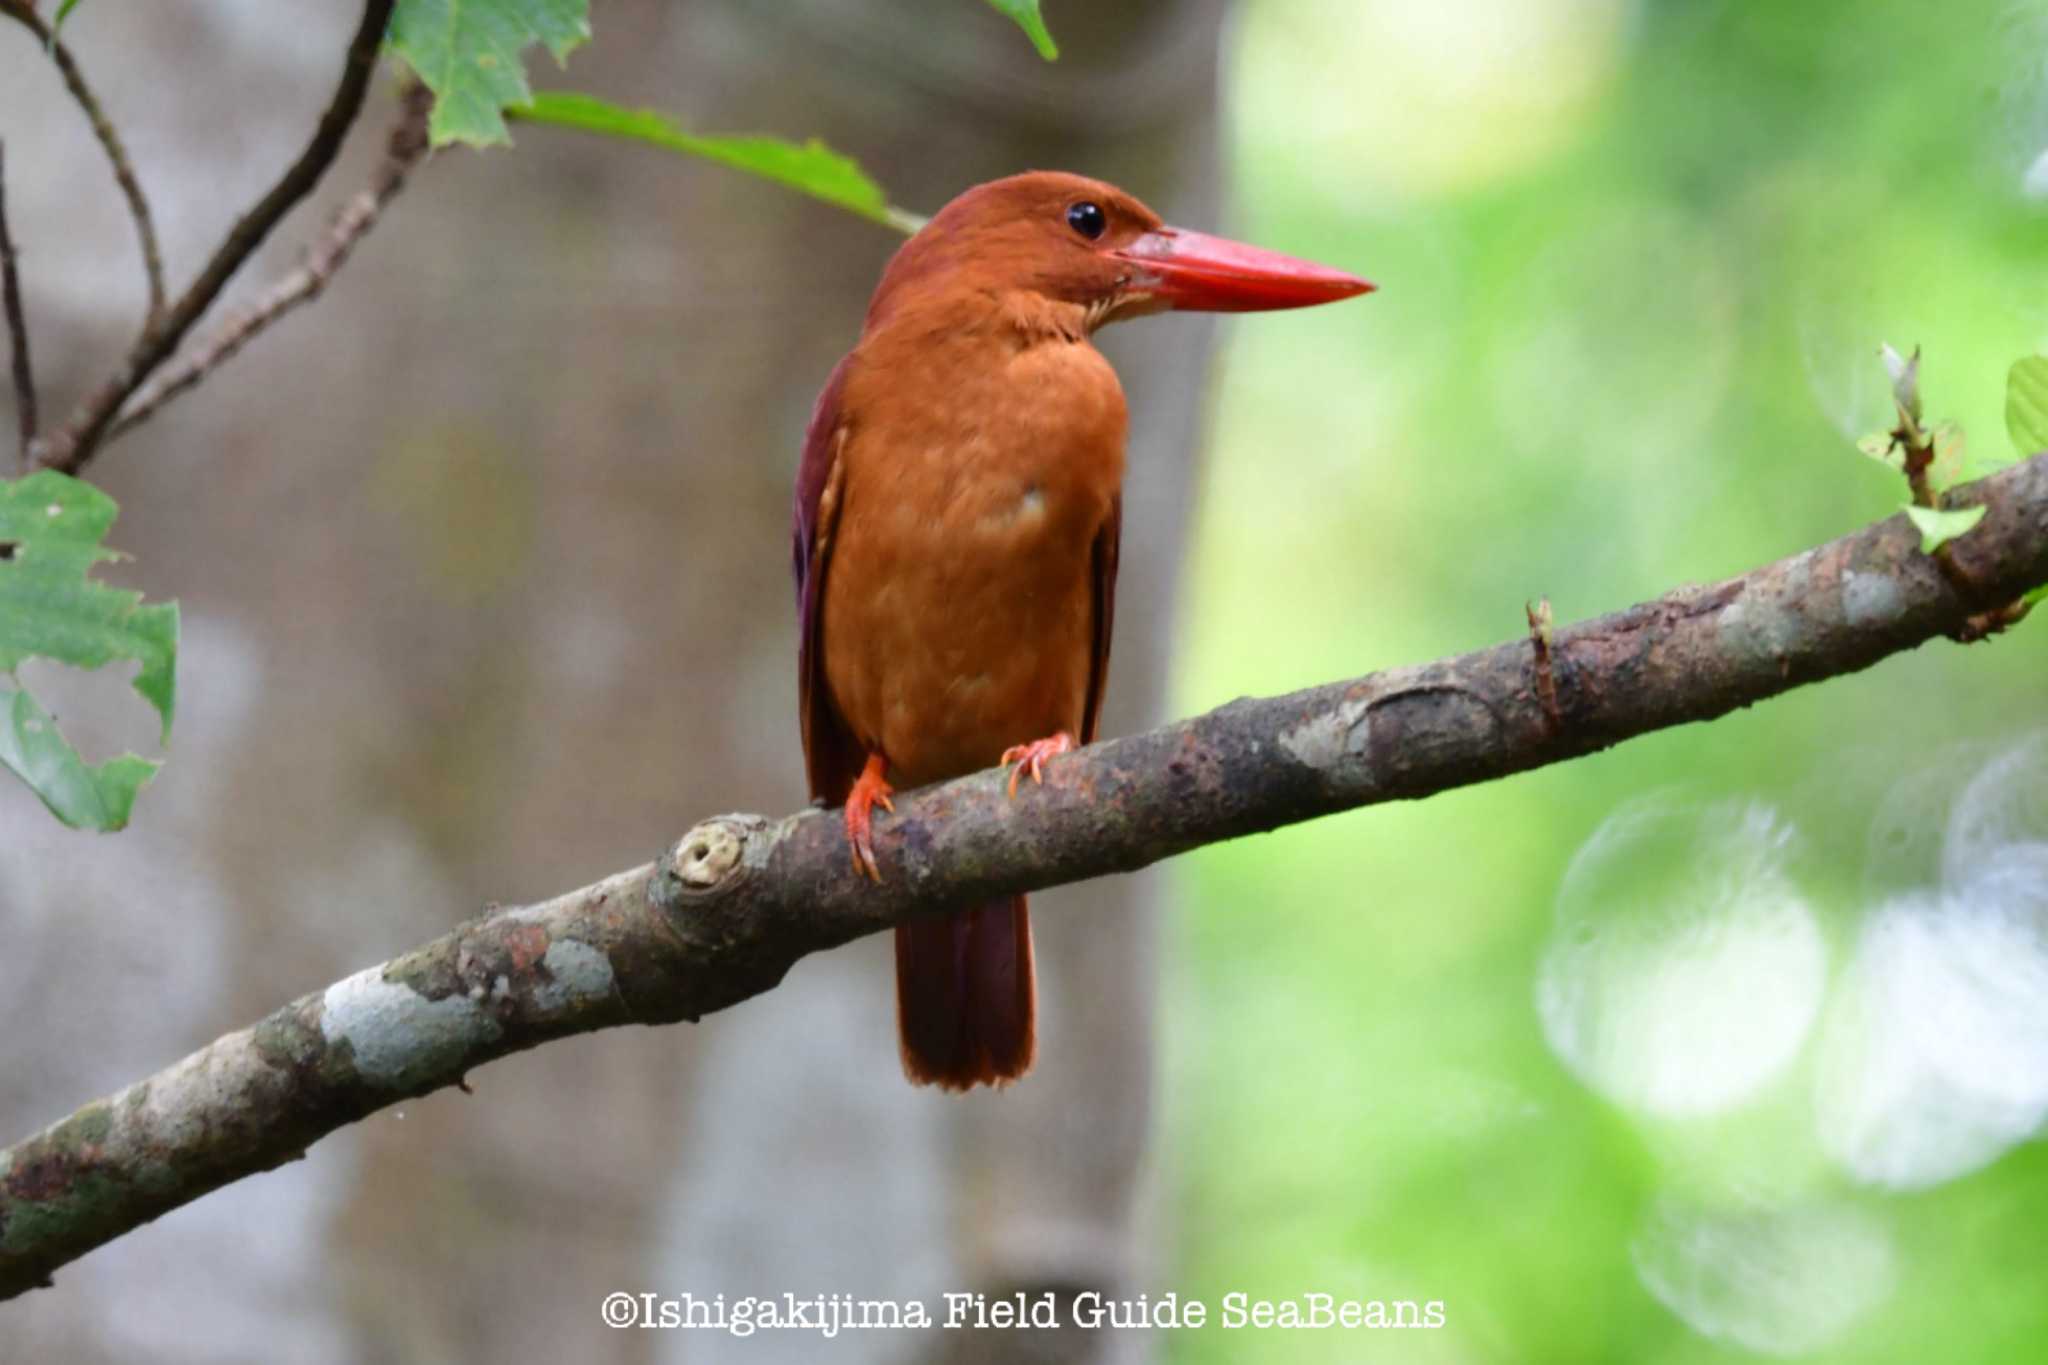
672,819 -> 747,889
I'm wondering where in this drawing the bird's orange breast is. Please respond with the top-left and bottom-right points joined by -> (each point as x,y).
820,320 -> 1125,787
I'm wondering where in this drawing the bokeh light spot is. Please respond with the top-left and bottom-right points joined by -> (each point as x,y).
1537,800 -> 1826,1117
1633,1195 -> 1898,1357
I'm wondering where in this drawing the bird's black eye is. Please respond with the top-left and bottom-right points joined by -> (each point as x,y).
1066,201 -> 1107,240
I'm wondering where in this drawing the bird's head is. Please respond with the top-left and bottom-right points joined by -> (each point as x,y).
865,171 -> 1373,333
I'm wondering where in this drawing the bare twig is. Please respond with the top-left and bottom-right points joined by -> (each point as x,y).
0,141 -> 36,464
108,81 -> 434,443
1954,597 -> 2034,642
33,0 -> 399,476
1898,425 -> 1938,511
0,0 -> 166,326
1874,343 -> 2031,640
1526,596 -> 1559,732
4,452 -> 2046,1297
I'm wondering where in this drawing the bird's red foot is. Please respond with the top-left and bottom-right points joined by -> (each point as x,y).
845,752 -> 895,882
1000,731 -> 1075,798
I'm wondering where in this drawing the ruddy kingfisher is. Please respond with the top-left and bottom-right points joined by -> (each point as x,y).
793,171 -> 1371,1089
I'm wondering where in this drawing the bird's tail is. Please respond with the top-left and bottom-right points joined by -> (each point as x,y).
894,897 -> 1036,1089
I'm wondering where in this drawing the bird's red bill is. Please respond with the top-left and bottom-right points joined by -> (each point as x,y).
1111,227 -> 1374,313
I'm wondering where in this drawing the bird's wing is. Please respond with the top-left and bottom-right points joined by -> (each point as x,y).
793,356 -> 866,802
1081,493 -> 1121,746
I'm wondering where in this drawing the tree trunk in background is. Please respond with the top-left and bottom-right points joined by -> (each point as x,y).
0,2 -> 1223,1360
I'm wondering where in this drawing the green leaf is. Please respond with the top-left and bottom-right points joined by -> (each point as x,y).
2006,356 -> 2048,458
511,92 -> 925,234
1856,432 -> 1903,472
52,0 -> 81,36
1902,501 -> 1987,556
387,0 -> 591,147
0,470 -> 178,830
1928,420 -> 1965,492
983,0 -> 1060,60
0,687 -> 157,831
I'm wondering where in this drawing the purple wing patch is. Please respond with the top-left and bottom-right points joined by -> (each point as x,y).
792,355 -> 866,801
1080,495 -> 1121,746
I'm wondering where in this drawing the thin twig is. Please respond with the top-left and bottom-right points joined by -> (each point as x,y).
34,0 -> 398,476
0,141 -> 36,465
1875,345 -> 2031,640
1526,596 -> 1559,733
1897,424 -> 1937,511
108,81 -> 434,443
0,0 -> 166,326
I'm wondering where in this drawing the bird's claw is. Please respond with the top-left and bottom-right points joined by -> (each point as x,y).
845,754 -> 895,882
1000,732 -> 1075,798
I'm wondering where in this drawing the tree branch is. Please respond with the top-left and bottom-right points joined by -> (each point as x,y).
0,140 -> 35,464
31,0 -> 398,476
3,453 -> 2046,1297
0,0 -> 166,325
107,81 -> 435,443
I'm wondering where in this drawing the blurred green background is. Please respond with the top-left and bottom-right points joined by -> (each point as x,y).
1168,0 -> 2048,1359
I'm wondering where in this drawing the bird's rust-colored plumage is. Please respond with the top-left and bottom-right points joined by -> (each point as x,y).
793,172 -> 1370,1089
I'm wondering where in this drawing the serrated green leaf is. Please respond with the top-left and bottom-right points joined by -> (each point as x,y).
2006,356 -> 2048,458
1902,501 -> 1987,555
0,470 -> 178,831
511,92 -> 925,234
387,0 -> 591,147
983,0 -> 1060,60
0,687 -> 157,830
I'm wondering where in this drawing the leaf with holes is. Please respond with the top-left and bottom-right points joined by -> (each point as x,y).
387,0 -> 591,147
2007,356 -> 2048,459
512,93 -> 924,233
0,471 -> 178,830
983,0 -> 1059,59
0,688 -> 157,831
1902,502 -> 1987,556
